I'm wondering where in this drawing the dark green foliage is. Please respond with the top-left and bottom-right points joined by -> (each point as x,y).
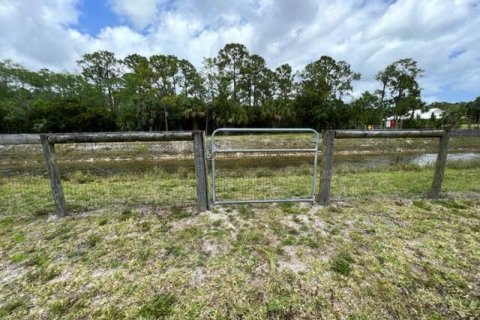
1,48 -> 478,133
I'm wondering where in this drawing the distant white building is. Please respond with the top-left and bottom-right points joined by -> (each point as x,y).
383,108 -> 443,128
405,108 -> 444,120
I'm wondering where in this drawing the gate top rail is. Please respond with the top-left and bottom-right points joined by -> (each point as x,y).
211,128 -> 319,153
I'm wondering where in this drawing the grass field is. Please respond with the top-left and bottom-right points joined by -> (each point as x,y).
1,192 -> 479,319
1,134 -> 479,318
1,164 -> 480,318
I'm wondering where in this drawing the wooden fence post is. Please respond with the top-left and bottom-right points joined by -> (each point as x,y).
319,130 -> 336,206
428,130 -> 450,199
40,135 -> 66,217
193,131 -> 209,212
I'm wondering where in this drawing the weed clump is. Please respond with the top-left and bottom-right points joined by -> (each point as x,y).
118,208 -> 135,221
139,293 -> 176,319
413,200 -> 432,211
67,170 -> 96,184
239,205 -> 255,219
0,299 -> 25,317
138,221 -> 151,232
170,207 -> 192,220
98,217 -> 109,226
331,252 -> 355,276
279,202 -> 302,215
435,199 -> 468,209
86,233 -> 101,248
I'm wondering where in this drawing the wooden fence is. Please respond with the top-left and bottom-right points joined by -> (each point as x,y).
318,129 -> 480,205
1,129 -> 479,216
1,131 -> 209,217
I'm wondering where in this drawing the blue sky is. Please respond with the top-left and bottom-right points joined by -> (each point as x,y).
0,0 -> 479,103
77,1 -> 120,36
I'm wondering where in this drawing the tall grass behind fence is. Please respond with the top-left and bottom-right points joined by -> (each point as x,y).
54,141 -> 196,213
330,135 -> 480,198
0,139 -> 197,216
0,144 -> 54,215
211,132 -> 318,202
442,136 -> 480,193
331,138 -> 437,197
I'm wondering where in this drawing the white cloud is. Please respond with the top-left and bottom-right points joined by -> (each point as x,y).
1,0 -> 479,101
0,0 -> 84,70
108,0 -> 163,30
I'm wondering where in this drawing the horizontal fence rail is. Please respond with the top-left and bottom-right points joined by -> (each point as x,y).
2,129 -> 477,145
47,132 -> 193,144
318,129 -> 480,205
0,134 -> 41,145
335,130 -> 445,139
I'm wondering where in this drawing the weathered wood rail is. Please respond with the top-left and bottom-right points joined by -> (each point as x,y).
1,131 -> 209,217
318,129 -> 480,205
0,133 -> 41,144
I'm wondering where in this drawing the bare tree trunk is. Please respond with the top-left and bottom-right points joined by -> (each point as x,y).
193,117 -> 200,131
205,105 -> 209,134
163,105 -> 169,131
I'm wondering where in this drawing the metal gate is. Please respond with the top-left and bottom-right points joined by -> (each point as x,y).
211,128 -> 319,205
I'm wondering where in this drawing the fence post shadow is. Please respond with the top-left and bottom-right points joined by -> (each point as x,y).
428,130 -> 450,199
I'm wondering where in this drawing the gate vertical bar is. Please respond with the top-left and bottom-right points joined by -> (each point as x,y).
40,135 -> 66,217
211,131 -> 217,206
319,130 -> 335,206
428,130 -> 450,199
193,131 -> 209,211
311,130 -> 320,203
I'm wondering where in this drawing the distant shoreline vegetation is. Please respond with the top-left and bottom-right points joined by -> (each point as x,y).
1,43 -> 479,133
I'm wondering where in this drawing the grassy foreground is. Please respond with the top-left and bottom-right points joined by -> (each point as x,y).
1,171 -> 480,319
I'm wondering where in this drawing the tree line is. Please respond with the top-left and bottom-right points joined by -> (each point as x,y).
1,43 -> 479,133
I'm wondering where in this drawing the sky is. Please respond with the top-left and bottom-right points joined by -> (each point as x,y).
0,0 -> 479,103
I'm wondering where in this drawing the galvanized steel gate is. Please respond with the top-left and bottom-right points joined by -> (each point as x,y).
211,128 -> 320,205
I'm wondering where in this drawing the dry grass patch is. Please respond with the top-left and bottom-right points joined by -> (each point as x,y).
1,194 -> 479,319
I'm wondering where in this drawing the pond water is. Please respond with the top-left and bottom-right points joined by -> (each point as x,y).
1,152 -> 479,177
409,152 -> 480,166
334,152 -> 480,170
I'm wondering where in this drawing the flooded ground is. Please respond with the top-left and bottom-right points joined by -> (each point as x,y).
335,151 -> 480,171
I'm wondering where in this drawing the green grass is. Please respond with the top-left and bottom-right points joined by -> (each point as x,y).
1,163 -> 479,215
1,193 -> 479,319
0,170 -> 197,215
1,135 -> 479,318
